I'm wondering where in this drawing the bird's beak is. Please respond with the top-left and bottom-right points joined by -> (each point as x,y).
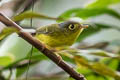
81,24 -> 89,28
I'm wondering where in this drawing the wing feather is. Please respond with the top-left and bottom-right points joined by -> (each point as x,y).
36,24 -> 58,34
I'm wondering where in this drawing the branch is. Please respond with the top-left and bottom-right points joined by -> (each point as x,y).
77,42 -> 109,49
0,13 -> 85,80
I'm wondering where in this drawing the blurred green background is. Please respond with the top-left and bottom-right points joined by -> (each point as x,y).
0,0 -> 120,80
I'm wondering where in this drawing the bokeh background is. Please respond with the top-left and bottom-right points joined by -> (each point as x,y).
0,0 -> 120,80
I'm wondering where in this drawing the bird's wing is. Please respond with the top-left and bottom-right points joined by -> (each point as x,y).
36,24 -> 59,35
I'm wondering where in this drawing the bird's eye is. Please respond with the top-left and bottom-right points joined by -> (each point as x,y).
68,24 -> 75,30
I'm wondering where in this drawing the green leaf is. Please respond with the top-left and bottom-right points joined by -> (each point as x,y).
0,56 -> 13,66
16,66 -> 27,78
86,74 -> 113,80
76,65 -> 92,74
91,62 -> 117,77
68,77 -> 74,80
87,0 -> 120,8
75,56 -> 120,79
106,59 -> 119,70
0,27 -> 18,41
57,49 -> 120,79
13,11 -> 58,21
58,8 -> 120,21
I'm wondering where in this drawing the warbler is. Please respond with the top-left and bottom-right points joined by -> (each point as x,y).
35,21 -> 88,50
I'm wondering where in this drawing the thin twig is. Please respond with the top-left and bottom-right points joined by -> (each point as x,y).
26,0 -> 35,79
77,42 -> 109,49
0,13 -> 85,80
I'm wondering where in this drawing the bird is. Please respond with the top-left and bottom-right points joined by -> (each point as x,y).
35,20 -> 88,50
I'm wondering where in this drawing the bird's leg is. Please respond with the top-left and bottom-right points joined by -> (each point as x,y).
45,46 -> 62,64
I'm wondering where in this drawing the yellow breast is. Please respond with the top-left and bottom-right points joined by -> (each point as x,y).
35,28 -> 83,48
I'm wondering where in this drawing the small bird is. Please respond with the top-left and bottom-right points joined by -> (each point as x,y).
35,21 -> 88,50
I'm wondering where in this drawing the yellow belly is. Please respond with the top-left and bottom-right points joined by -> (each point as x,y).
35,34 -> 74,48
35,28 -> 84,48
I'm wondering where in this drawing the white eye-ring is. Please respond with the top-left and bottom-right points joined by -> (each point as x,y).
68,24 -> 75,30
